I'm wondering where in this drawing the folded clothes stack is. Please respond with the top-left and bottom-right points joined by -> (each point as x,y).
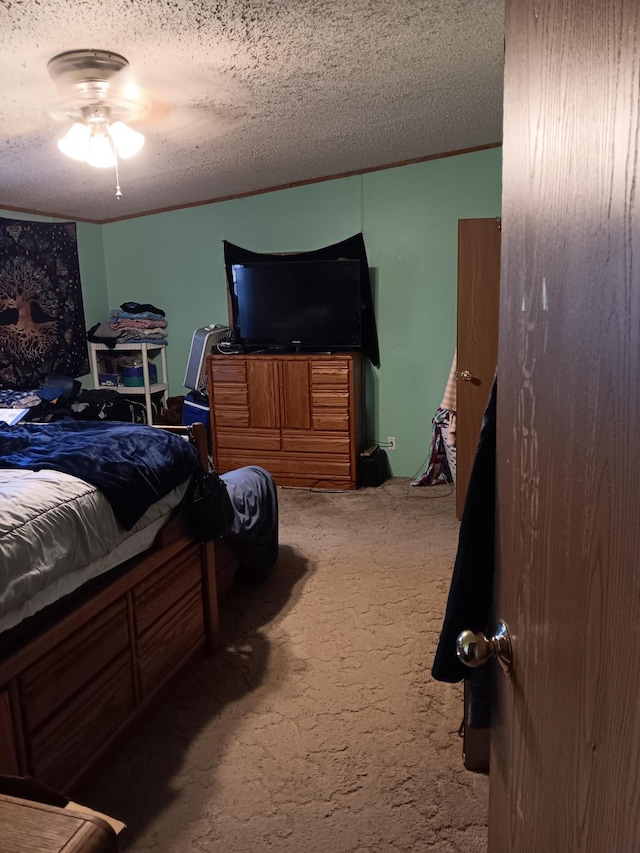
109,301 -> 167,344
87,301 -> 168,348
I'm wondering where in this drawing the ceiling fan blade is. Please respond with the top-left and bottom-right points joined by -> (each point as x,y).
129,102 -> 245,143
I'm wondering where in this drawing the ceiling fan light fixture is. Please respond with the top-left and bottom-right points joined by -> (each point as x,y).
57,121 -> 91,161
86,131 -> 116,169
57,115 -> 144,168
108,121 -> 144,159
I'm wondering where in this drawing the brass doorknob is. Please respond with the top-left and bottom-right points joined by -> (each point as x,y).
456,620 -> 512,674
459,369 -> 474,381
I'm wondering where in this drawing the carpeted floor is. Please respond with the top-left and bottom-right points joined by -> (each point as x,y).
79,479 -> 489,852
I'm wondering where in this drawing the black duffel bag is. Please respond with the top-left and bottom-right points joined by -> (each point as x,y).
188,466 -> 235,540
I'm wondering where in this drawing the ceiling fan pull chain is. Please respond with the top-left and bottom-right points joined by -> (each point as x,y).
114,147 -> 123,199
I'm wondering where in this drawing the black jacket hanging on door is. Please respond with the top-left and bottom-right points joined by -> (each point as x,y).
431,379 -> 496,726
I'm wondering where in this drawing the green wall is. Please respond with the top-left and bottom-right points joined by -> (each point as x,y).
101,176 -> 363,399
362,149 -> 502,476
2,146 -> 502,476
102,147 -> 502,476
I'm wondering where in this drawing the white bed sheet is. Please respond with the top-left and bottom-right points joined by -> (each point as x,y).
0,468 -> 190,633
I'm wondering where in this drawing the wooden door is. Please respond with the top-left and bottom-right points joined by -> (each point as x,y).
490,0 -> 640,849
279,359 -> 311,429
456,219 -> 501,518
246,358 -> 280,428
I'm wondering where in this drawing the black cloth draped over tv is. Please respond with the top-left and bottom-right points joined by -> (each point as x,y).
223,234 -> 380,367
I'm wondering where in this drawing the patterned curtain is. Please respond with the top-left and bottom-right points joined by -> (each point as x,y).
0,217 -> 89,390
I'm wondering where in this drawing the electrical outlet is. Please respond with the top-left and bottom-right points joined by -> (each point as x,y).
387,436 -> 396,451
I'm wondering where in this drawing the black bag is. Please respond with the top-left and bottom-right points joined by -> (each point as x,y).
189,467 -> 235,540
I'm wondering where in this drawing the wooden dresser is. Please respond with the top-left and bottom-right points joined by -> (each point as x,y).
207,352 -> 364,489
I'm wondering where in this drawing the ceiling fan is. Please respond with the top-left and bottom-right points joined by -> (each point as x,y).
47,49 -> 150,123
47,48 -> 152,189
46,47 -> 246,199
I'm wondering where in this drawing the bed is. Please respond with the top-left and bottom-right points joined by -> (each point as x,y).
0,419 -> 277,794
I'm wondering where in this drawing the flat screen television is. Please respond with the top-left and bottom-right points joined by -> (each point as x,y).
231,259 -> 362,351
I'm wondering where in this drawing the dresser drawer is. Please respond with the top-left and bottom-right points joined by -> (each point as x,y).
27,655 -> 134,789
133,544 -> 201,635
217,450 -> 352,480
212,383 -> 248,409
137,588 -> 204,697
208,358 -> 247,383
217,428 -> 281,451
312,411 -> 350,431
312,389 -> 350,409
281,430 -> 351,455
19,600 -> 129,733
311,360 -> 351,384
212,407 -> 250,429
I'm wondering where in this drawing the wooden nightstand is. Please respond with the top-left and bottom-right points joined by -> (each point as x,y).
0,794 -> 120,852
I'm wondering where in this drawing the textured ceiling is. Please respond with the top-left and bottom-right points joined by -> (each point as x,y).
0,0 -> 504,223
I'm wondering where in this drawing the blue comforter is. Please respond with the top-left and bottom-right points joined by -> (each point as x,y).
0,420 -> 201,530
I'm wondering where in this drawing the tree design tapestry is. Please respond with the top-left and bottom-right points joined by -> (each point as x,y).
0,217 -> 89,390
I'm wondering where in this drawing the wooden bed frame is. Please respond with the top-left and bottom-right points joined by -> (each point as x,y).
0,422 -> 240,794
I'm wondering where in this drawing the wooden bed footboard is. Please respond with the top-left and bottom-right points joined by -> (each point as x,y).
0,422 -> 236,794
